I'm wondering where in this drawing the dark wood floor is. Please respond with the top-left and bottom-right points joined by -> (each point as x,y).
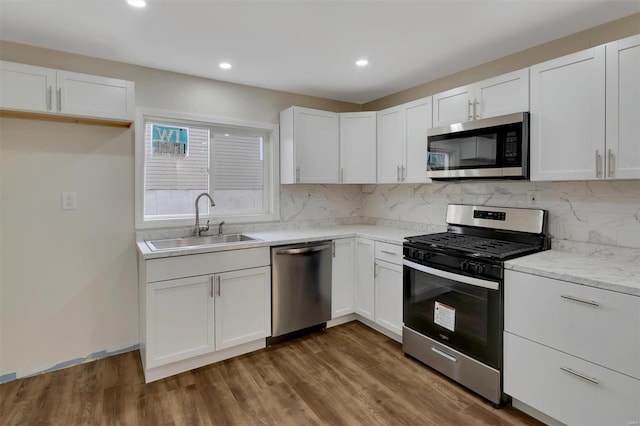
1,322 -> 543,425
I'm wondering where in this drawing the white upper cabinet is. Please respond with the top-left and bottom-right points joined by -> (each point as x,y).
0,62 -> 56,113
339,112 -> 377,183
530,36 -> 640,182
280,106 -> 340,184
56,70 -> 135,121
606,34 -> 640,180
530,47 -> 606,181
433,69 -> 529,127
377,96 -> 432,183
0,60 -> 135,122
404,97 -> 433,183
377,106 -> 405,183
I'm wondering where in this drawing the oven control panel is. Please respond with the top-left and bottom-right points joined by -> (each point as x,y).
473,210 -> 506,221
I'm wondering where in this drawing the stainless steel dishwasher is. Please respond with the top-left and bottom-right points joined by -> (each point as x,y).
270,241 -> 332,340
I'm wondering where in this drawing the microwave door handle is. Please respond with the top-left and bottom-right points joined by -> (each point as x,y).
403,259 -> 500,291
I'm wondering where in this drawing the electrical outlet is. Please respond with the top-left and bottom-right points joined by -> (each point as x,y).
527,190 -> 541,205
61,192 -> 77,210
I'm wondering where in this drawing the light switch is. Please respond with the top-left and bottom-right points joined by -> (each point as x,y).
61,192 -> 77,210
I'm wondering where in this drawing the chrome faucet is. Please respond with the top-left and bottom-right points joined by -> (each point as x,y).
194,192 -> 215,236
218,220 -> 225,236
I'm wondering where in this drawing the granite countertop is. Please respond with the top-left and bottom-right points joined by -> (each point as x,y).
505,249 -> 640,297
136,225 -> 422,260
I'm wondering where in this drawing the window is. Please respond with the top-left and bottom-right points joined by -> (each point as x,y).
136,110 -> 279,228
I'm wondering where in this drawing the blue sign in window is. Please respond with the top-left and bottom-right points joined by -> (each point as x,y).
151,124 -> 189,157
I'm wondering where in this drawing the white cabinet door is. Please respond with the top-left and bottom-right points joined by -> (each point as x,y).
505,270 -> 640,380
374,260 -> 403,336
433,69 -> 529,127
505,332 -> 640,426
340,112 -> 376,183
606,34 -> 640,180
331,238 -> 354,318
294,107 -> 340,183
475,69 -> 529,119
530,46 -> 606,181
354,238 -> 375,321
215,266 -> 271,351
146,275 -> 215,368
433,84 -> 474,127
377,106 -> 405,183
404,97 -> 432,183
57,70 -> 135,120
0,61 -> 56,113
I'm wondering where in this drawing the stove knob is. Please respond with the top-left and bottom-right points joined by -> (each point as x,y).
477,264 -> 485,274
468,262 -> 478,273
460,260 -> 469,271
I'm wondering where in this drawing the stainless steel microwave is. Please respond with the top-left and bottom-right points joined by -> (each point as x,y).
427,112 -> 529,180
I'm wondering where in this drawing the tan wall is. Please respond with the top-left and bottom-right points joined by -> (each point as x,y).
364,13 -> 640,110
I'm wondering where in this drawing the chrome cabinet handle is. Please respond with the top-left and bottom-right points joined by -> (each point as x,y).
380,250 -> 397,255
57,88 -> 62,111
474,99 -> 480,119
431,346 -> 457,363
209,276 -> 214,298
340,167 -> 344,183
402,166 -> 406,181
332,240 -> 336,257
595,150 -> 602,178
467,99 -> 473,121
397,165 -> 401,182
608,149 -> 613,178
47,86 -> 52,111
295,166 -> 300,183
560,367 -> 599,385
560,294 -> 600,307
216,275 -> 221,297
374,263 -> 379,278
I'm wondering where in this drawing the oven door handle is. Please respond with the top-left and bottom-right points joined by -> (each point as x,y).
403,259 -> 500,291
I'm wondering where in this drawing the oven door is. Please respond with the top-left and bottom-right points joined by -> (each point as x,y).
403,259 -> 502,369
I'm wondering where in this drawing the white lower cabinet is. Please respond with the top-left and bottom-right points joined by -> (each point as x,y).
215,266 -> 271,350
374,259 -> 403,336
505,333 -> 640,426
331,238 -> 355,318
139,247 -> 271,382
504,269 -> 640,425
146,275 -> 215,369
354,238 -> 375,321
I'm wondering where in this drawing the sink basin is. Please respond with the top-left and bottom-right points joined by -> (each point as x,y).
146,234 -> 260,251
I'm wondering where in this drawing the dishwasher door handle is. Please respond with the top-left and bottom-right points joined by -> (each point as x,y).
276,245 -> 331,255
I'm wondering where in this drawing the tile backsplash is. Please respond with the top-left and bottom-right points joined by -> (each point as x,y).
280,180 -> 640,249
360,180 -> 640,249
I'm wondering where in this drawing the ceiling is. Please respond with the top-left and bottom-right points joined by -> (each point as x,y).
1,1 -> 638,104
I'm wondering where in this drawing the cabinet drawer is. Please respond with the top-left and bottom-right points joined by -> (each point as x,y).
504,332 -> 640,426
146,247 -> 270,282
374,241 -> 402,265
505,270 -> 640,379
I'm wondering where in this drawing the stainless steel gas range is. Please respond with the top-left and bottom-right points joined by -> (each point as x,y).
402,204 -> 549,406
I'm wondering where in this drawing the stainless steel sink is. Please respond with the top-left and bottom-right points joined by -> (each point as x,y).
145,234 -> 260,251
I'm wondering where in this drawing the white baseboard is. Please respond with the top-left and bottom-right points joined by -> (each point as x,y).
512,398 -> 565,426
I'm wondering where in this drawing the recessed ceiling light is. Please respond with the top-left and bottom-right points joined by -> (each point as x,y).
356,59 -> 369,67
219,62 -> 232,70
127,0 -> 146,8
